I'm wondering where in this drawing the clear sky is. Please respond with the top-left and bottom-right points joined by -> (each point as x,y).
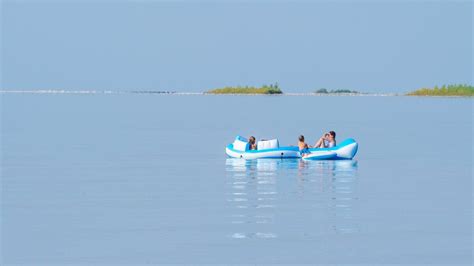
1,0 -> 472,93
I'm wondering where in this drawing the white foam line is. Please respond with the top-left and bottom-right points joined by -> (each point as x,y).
173,92 -> 204,95
0,90 -> 118,94
284,92 -> 401,97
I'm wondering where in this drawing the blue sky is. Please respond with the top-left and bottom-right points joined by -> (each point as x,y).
1,0 -> 472,92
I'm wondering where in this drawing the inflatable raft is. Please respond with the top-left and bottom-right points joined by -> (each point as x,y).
225,136 -> 358,160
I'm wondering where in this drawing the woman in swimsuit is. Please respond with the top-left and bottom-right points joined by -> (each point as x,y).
314,133 -> 329,148
326,131 -> 336,148
314,131 -> 337,148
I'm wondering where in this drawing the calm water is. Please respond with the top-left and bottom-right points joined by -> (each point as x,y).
1,94 -> 472,265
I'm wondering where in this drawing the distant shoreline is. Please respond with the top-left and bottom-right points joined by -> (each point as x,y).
2,83 -> 472,97
2,90 -> 472,97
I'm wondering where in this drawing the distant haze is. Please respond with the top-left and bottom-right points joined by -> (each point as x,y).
1,0 -> 472,93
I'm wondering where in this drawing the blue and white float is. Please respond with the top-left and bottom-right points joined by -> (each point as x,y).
226,136 -> 358,160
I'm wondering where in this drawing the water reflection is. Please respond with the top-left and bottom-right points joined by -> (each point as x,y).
329,160 -> 359,234
226,159 -> 279,239
225,159 -> 358,239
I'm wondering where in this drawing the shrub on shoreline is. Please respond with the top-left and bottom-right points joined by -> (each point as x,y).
407,84 -> 473,96
207,83 -> 283,94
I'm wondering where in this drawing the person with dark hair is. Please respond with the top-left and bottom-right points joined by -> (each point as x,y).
298,135 -> 310,157
248,136 -> 257,150
314,131 -> 337,148
314,133 -> 329,148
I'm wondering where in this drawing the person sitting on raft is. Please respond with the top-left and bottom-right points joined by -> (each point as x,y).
314,131 -> 336,148
298,135 -> 310,156
248,136 -> 257,150
314,133 -> 329,148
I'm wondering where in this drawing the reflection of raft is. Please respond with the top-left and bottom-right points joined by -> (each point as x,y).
225,136 -> 358,160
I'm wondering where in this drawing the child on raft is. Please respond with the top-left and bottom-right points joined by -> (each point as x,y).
298,135 -> 311,157
248,136 -> 257,150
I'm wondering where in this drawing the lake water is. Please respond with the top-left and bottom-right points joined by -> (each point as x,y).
1,94 -> 472,265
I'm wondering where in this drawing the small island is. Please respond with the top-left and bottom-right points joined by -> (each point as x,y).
406,84 -> 473,96
206,83 -> 283,95
314,88 -> 361,94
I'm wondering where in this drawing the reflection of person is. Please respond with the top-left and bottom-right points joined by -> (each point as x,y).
298,159 -> 308,174
298,135 -> 310,157
248,136 -> 257,150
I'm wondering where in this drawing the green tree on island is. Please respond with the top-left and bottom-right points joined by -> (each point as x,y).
407,84 -> 473,96
207,83 -> 283,94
